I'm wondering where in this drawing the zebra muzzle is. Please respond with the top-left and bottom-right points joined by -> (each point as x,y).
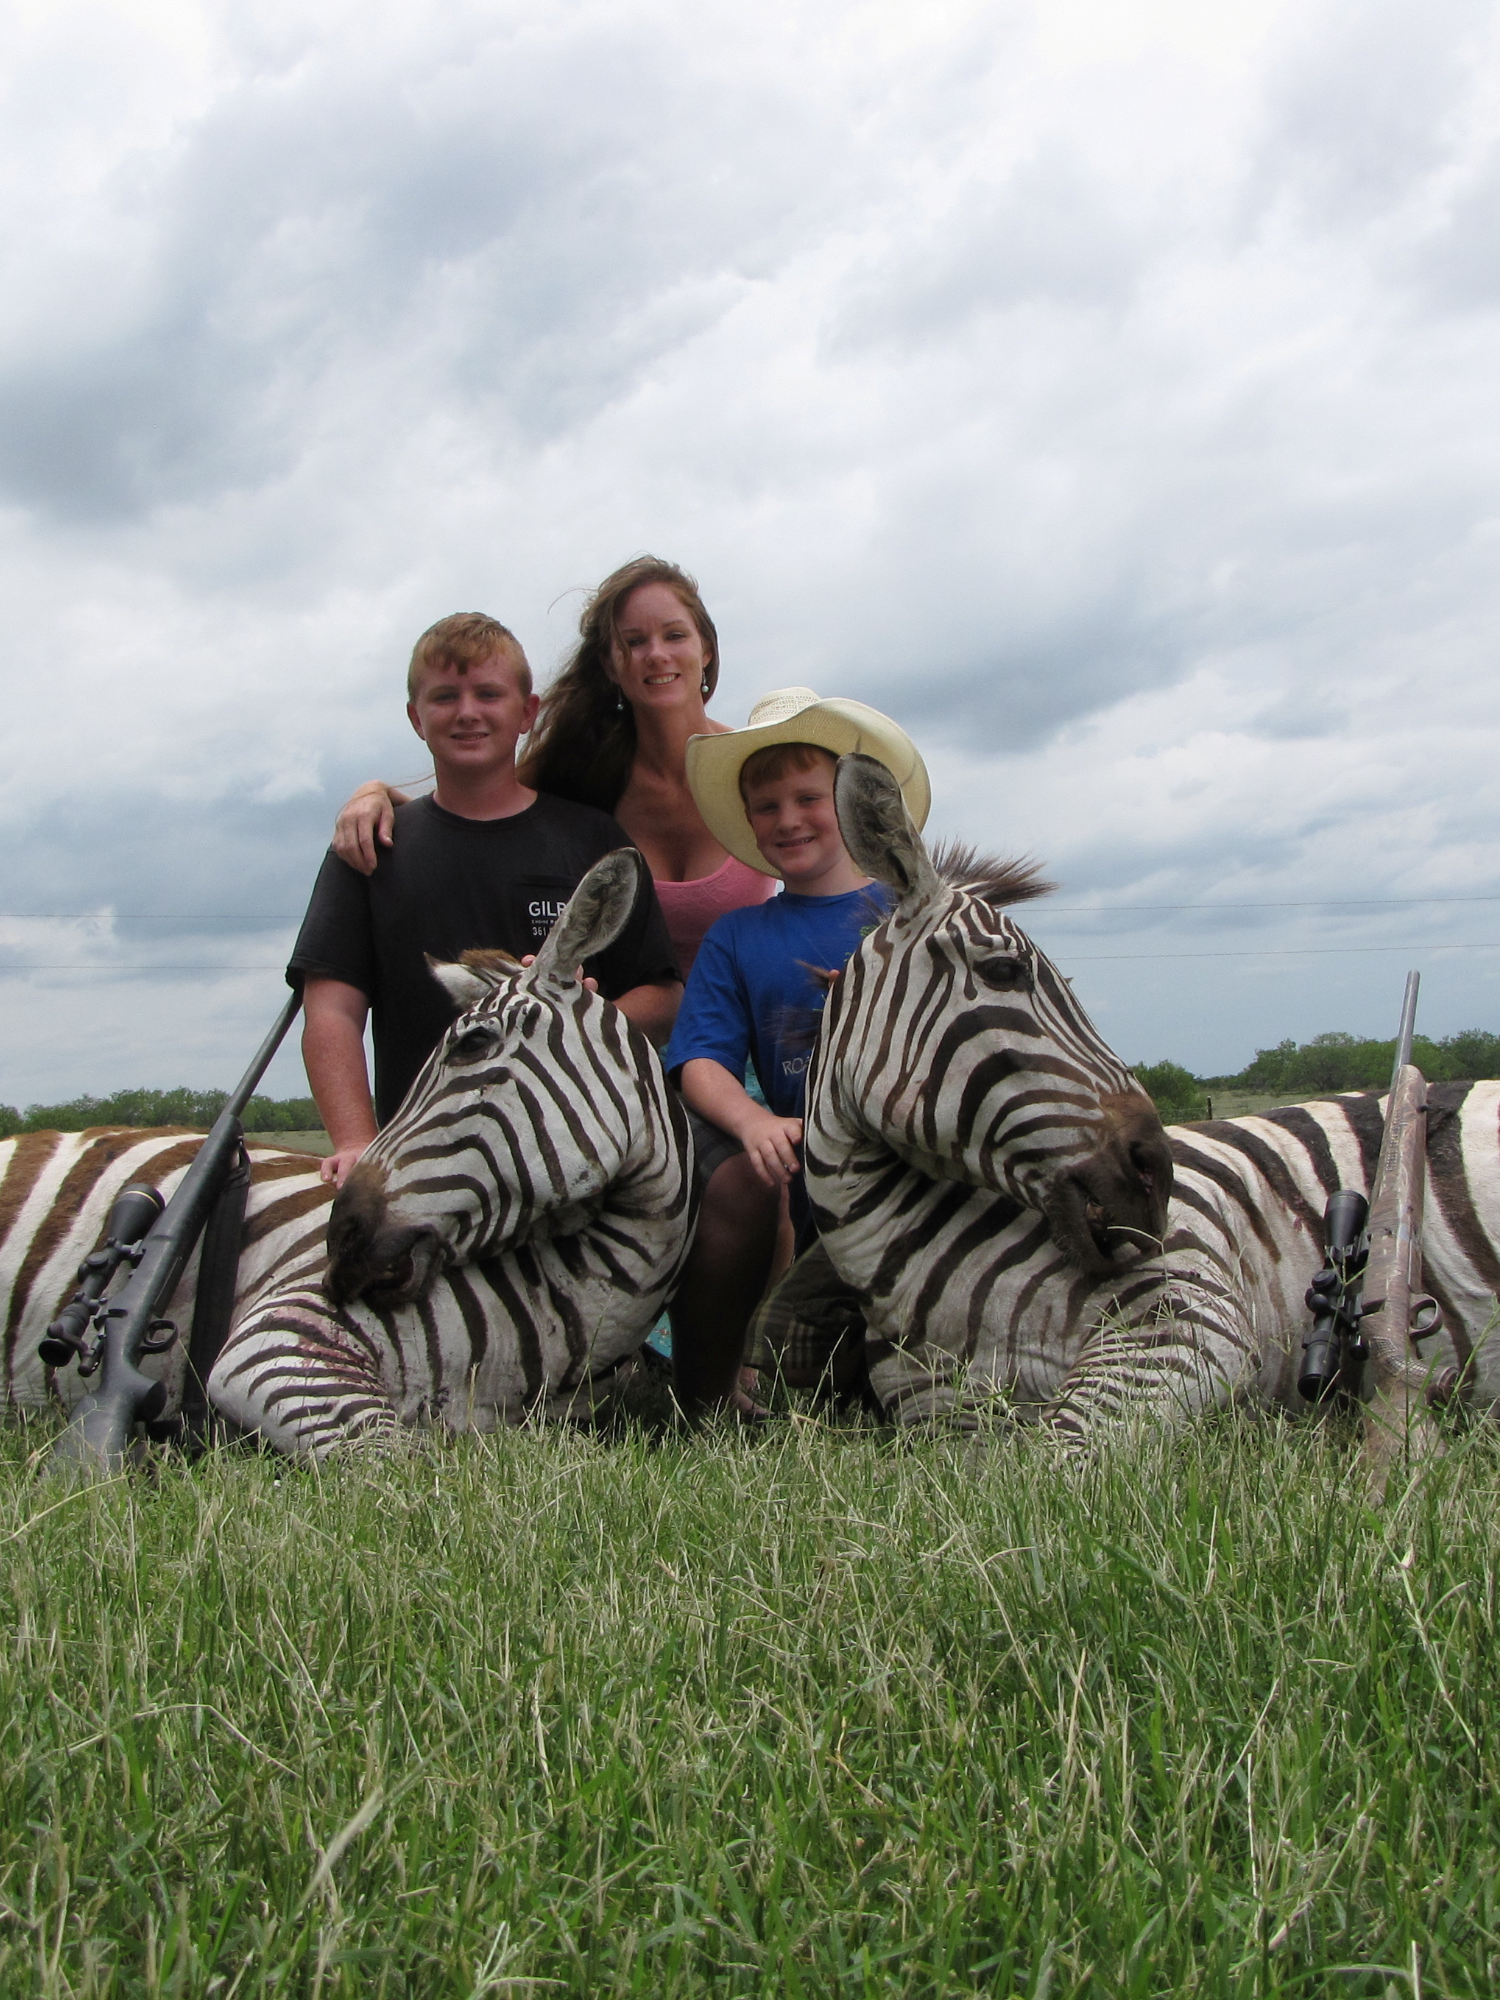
1042,1114 -> 1174,1278
327,1166 -> 448,1306
327,1219 -> 446,1306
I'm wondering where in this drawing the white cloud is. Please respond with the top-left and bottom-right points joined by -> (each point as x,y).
2,0 -> 1498,1104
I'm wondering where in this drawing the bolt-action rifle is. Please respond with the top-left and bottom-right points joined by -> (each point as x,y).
43,990 -> 302,1479
1298,972 -> 1446,1491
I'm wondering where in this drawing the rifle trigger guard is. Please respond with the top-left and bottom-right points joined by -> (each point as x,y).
138,1319 -> 178,1355
1408,1294 -> 1444,1345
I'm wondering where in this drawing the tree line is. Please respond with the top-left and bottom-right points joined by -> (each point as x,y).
5,1027 -> 1499,1137
0,1088 -> 321,1138
1134,1028 -> 1500,1124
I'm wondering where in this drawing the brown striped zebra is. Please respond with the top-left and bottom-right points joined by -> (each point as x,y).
796,755 -> 1500,1440
1,1126 -> 328,1417
3,851 -> 693,1455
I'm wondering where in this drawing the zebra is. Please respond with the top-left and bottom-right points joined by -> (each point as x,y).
210,851 -> 692,1455
793,755 -> 1500,1444
2,851 -> 693,1457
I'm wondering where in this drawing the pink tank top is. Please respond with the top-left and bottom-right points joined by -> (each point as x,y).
654,854 -> 778,979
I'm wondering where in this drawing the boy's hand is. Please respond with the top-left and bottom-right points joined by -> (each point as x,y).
333,782 -> 408,875
320,1143 -> 369,1188
737,1108 -> 804,1188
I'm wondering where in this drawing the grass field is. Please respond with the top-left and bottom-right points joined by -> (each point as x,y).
0,1407 -> 1496,1997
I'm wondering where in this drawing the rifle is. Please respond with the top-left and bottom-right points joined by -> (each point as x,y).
43,990 -> 302,1479
1298,972 -> 1446,1494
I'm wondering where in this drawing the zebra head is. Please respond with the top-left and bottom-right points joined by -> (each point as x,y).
325,848 -> 667,1306
812,755 -> 1172,1276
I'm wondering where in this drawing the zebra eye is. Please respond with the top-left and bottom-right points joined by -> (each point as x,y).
975,954 -> 1033,993
452,1021 -> 501,1061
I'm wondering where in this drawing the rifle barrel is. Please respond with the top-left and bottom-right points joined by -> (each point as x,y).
46,988 -> 303,1477
1391,970 -> 1420,1092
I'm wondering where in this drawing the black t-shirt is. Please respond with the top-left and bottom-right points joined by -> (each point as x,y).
288,793 -> 679,1124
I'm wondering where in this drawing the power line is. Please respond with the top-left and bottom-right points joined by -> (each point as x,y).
0,965 -> 288,973
4,893 -> 1500,920
4,941 -> 1500,975
1051,896 -> 1500,913
0,915 -> 300,923
1062,943 -> 1500,962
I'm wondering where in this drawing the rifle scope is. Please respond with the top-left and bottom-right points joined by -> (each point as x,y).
38,1184 -> 166,1370
1299,1187 -> 1369,1403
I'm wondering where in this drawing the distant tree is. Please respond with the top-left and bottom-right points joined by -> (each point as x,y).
1431,1029 -> 1500,1080
1132,1060 -> 1210,1124
1205,1028 -> 1500,1095
8,1090 -> 324,1134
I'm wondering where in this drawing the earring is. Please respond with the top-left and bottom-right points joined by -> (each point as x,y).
615,688 -> 625,714
701,674 -> 711,698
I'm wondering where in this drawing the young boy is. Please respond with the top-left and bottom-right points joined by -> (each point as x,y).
663,687 -> 930,1407
290,613 -> 681,1185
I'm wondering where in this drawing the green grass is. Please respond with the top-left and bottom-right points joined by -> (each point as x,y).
0,1409 -> 1496,1997
1201,1092 -> 1337,1121
252,1132 -> 332,1158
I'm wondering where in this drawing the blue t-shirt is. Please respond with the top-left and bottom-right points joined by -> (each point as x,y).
664,884 -> 893,1118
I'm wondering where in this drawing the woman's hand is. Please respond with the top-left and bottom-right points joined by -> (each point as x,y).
737,1108 -> 804,1189
333,782 -> 408,875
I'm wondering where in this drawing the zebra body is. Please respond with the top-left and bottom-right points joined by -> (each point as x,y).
5,853 -> 693,1457
804,756 -> 1499,1441
1,1126 -> 329,1416
820,1087 -> 1500,1434
210,850 -> 691,1456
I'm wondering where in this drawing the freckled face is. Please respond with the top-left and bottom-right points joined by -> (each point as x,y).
742,761 -> 848,889
611,584 -> 710,712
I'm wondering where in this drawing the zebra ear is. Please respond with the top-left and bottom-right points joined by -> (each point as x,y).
428,958 -> 491,1012
834,754 -> 943,910
529,848 -> 648,995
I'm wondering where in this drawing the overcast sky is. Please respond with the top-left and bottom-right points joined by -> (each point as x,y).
3,0 -> 1498,1106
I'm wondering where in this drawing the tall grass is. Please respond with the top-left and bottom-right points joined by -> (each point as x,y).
0,1409 -> 1495,1996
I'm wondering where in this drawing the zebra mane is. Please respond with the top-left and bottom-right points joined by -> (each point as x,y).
928,840 -> 1055,909
457,948 -> 524,983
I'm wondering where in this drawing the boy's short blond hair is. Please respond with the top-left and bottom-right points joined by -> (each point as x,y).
737,741 -> 836,799
407,613 -> 532,700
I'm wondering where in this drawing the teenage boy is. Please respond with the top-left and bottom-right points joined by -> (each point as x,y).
663,687 -> 930,1408
290,613 -> 681,1186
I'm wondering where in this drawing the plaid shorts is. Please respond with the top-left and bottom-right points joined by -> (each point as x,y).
745,1237 -> 866,1380
684,1105 -> 744,1196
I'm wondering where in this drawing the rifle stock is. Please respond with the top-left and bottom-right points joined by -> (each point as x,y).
45,989 -> 302,1479
1296,973 -> 1446,1496
1358,1055 -> 1444,1494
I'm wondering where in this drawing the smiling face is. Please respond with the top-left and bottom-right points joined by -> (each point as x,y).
741,748 -> 866,894
611,582 -> 711,714
407,644 -> 540,782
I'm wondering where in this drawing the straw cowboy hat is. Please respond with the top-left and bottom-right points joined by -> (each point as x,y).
686,687 -> 931,878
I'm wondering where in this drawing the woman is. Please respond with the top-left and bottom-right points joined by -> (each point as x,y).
333,556 -> 776,981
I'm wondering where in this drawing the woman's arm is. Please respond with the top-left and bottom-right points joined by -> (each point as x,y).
332,783 -> 412,875
613,978 -> 683,1048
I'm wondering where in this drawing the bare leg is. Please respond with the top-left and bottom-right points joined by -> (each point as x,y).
738,1184 -> 796,1403
671,1152 -> 781,1412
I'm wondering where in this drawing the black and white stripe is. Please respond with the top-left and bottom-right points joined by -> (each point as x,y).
4,852 -> 694,1458
210,850 -> 692,1456
804,757 -> 1499,1439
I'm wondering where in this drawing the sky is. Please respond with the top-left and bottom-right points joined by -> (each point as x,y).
2,0 -> 1498,1106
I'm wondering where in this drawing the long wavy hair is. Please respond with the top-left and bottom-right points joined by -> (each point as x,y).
517,556 -> 721,812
